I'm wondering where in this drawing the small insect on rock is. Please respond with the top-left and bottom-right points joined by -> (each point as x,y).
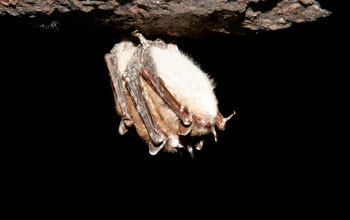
105,31 -> 235,158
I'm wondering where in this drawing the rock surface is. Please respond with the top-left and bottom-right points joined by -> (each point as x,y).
0,0 -> 331,37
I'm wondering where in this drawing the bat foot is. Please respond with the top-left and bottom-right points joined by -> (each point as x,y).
166,135 -> 205,158
132,30 -> 150,47
118,121 -> 128,135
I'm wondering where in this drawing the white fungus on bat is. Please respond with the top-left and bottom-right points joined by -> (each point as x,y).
105,31 -> 235,157
150,46 -> 218,119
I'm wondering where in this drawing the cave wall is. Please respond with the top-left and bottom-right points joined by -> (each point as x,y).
1,0 -> 330,37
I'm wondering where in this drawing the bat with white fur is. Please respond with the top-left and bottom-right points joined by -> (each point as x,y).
105,31 -> 235,158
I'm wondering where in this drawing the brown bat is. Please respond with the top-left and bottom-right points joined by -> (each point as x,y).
105,31 -> 235,158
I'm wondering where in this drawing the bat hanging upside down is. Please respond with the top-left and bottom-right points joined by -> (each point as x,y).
105,31 -> 235,158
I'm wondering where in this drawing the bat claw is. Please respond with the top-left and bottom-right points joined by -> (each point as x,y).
148,140 -> 166,155
118,121 -> 128,135
178,122 -> 192,136
149,131 -> 165,146
118,116 -> 134,135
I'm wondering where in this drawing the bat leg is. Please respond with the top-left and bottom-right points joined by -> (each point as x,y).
105,54 -> 134,135
216,111 -> 236,130
124,46 -> 165,148
132,31 -> 193,130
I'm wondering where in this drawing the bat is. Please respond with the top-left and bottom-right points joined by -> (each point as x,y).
105,31 -> 235,158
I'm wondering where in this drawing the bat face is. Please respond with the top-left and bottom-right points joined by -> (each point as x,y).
105,31 -> 235,158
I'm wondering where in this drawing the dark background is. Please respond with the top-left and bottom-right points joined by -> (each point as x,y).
1,1 -> 342,202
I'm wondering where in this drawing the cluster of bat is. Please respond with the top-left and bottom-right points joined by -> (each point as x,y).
105,31 -> 234,158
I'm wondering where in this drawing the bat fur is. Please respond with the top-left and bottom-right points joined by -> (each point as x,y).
106,32 -> 234,157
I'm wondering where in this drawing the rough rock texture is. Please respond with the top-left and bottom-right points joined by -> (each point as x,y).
0,0 -> 331,37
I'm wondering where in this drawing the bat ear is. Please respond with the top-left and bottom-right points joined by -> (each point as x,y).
148,141 -> 166,155
216,111 -> 236,130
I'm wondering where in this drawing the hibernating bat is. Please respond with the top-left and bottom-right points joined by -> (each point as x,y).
105,31 -> 235,158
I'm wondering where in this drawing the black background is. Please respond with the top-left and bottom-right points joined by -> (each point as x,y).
1,1 -> 343,205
